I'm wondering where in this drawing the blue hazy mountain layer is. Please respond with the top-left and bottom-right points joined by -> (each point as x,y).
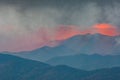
0,54 -> 120,80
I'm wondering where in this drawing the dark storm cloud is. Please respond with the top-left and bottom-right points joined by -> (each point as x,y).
0,0 -> 120,31
0,0 -> 120,26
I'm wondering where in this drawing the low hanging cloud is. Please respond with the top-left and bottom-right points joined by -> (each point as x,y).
0,0 -> 120,52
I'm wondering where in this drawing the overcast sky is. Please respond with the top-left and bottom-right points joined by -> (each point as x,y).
0,0 -> 120,52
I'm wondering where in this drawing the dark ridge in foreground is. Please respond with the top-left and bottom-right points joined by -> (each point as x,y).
0,54 -> 120,80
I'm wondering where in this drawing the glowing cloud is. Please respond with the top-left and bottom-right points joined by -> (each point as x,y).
93,23 -> 118,36
55,25 -> 80,40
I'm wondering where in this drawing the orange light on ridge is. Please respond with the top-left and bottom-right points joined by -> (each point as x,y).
93,23 -> 118,36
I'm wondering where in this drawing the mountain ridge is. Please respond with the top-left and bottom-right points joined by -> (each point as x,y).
0,53 -> 120,80
9,33 -> 120,62
47,53 -> 120,70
